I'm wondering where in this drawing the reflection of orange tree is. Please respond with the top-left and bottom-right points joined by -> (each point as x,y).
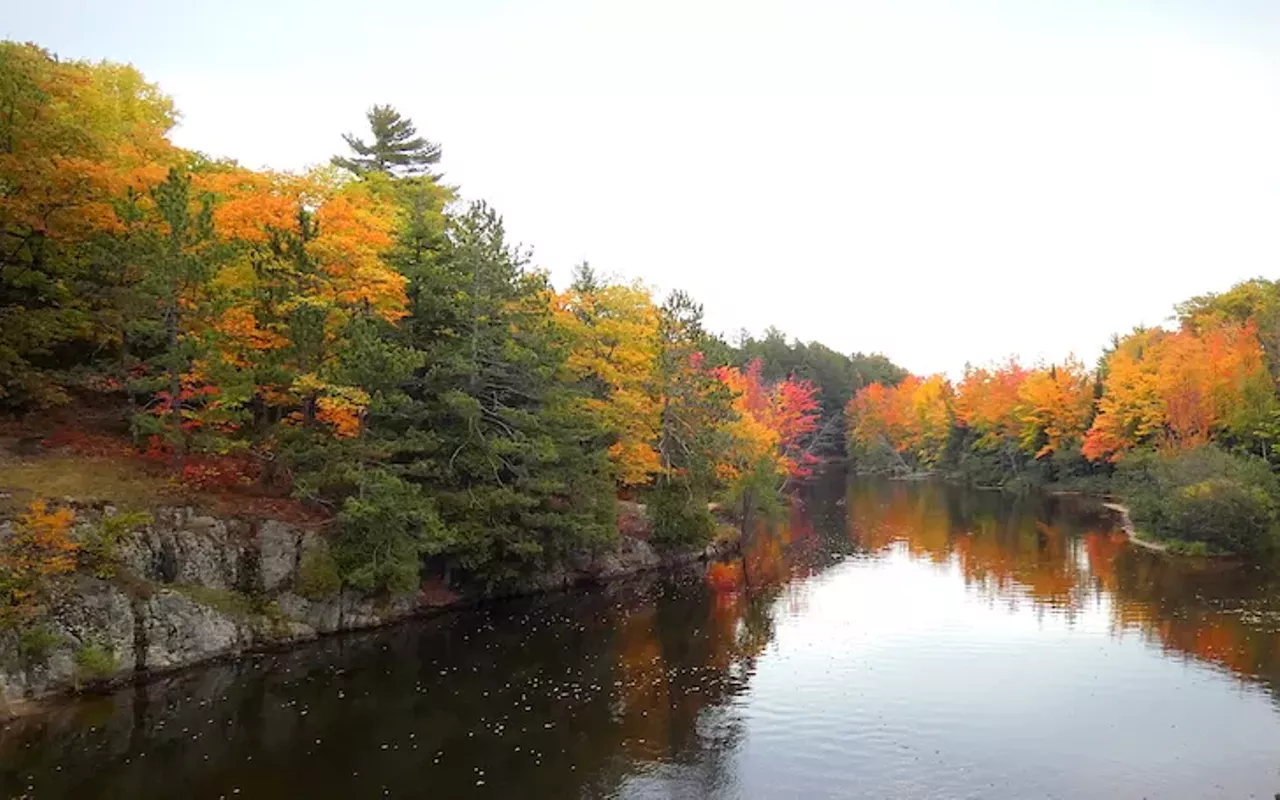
846,479 -> 1280,698
707,501 -> 824,595
605,570 -> 784,772
1099,548 -> 1280,693
846,481 -> 1088,613
612,607 -> 673,760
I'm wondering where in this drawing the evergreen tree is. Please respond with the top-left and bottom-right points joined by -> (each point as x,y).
649,291 -> 735,548
386,202 -> 616,586
332,104 -> 442,177
129,168 -> 220,465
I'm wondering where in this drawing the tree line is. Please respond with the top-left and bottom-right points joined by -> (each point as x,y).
847,279 -> 1280,556
0,41 -> 904,593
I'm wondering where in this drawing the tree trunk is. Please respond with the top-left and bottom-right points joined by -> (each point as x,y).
167,303 -> 184,472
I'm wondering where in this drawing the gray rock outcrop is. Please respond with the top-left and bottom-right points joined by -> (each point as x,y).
1,501 -> 733,717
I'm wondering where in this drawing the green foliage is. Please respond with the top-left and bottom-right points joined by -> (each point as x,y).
333,469 -> 442,594
725,456 -> 786,529
296,542 -> 342,600
1161,538 -> 1212,557
73,643 -> 118,684
17,624 -> 61,665
647,478 -> 716,550
1117,446 -> 1280,555
656,291 -> 735,497
378,202 -> 617,588
79,510 -> 152,578
332,104 -> 442,177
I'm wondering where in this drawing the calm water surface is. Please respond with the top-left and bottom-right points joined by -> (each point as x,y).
5,473 -> 1280,798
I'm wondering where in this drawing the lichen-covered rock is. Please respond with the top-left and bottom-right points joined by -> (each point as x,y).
257,520 -> 302,592
0,576 -> 135,706
46,575 -> 136,680
611,536 -> 660,575
119,508 -> 249,591
274,590 -> 417,634
141,589 -> 250,670
341,591 -> 416,630
567,535 -> 662,582
276,592 -> 342,634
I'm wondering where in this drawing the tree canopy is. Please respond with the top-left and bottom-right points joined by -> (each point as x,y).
1,41 -> 909,595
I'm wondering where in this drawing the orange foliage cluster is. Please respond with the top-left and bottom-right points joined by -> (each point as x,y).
954,358 -> 1093,459
715,359 -> 821,481
847,374 -> 954,468
0,42 -> 407,451
953,359 -> 1027,447
848,358 -> 1093,467
0,501 -> 79,623
849,303 -> 1278,470
554,281 -> 663,486
1083,322 -> 1270,461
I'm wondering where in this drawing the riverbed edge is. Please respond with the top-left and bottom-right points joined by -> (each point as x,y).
0,504 -> 740,721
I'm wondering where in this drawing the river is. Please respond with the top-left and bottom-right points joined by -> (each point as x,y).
4,472 -> 1280,798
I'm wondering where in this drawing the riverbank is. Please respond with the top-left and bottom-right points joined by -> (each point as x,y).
1100,501 -> 1169,553
0,501 -> 738,719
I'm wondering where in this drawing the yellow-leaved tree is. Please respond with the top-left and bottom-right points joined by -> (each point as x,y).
554,265 -> 662,487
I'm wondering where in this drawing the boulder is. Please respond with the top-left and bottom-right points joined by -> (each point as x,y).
257,519 -> 302,592
141,589 -> 249,671
119,507 -> 248,591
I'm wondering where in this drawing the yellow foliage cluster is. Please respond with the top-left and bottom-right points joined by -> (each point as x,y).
555,282 -> 663,486
0,500 -> 79,623
1084,323 -> 1271,461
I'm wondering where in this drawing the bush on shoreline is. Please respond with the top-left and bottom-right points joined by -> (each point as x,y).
1116,445 -> 1280,556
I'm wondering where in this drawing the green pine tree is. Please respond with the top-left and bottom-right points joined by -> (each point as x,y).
385,202 -> 616,587
332,104 -> 442,177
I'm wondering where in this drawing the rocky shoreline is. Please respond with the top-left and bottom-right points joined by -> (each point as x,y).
0,505 -> 735,719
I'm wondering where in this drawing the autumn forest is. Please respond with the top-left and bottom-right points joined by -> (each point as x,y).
0,41 -> 910,602
4,36 -> 1280,618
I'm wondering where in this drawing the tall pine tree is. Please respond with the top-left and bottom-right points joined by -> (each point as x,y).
387,202 -> 616,586
332,104 -> 442,177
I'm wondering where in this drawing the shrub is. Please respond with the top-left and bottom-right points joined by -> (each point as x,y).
17,624 -> 61,666
1117,445 -> 1280,555
333,470 -> 441,594
0,500 -> 79,627
1164,479 -> 1275,554
647,479 -> 715,550
79,510 -> 152,578
296,542 -> 341,600
74,643 -> 118,685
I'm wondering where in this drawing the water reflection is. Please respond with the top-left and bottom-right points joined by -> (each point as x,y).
1,567 -> 793,798
844,478 -> 1280,699
3,473 -> 1280,798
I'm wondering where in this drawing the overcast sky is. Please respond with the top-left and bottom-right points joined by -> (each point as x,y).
7,0 -> 1280,376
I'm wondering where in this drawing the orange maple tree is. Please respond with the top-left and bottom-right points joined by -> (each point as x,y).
0,501 -> 79,624
715,359 -> 821,483
847,374 -> 953,469
1083,323 -> 1269,461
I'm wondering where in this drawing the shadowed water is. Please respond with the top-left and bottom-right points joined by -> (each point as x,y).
4,472 -> 1280,798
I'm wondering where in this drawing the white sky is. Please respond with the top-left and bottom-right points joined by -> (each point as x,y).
7,0 -> 1280,376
